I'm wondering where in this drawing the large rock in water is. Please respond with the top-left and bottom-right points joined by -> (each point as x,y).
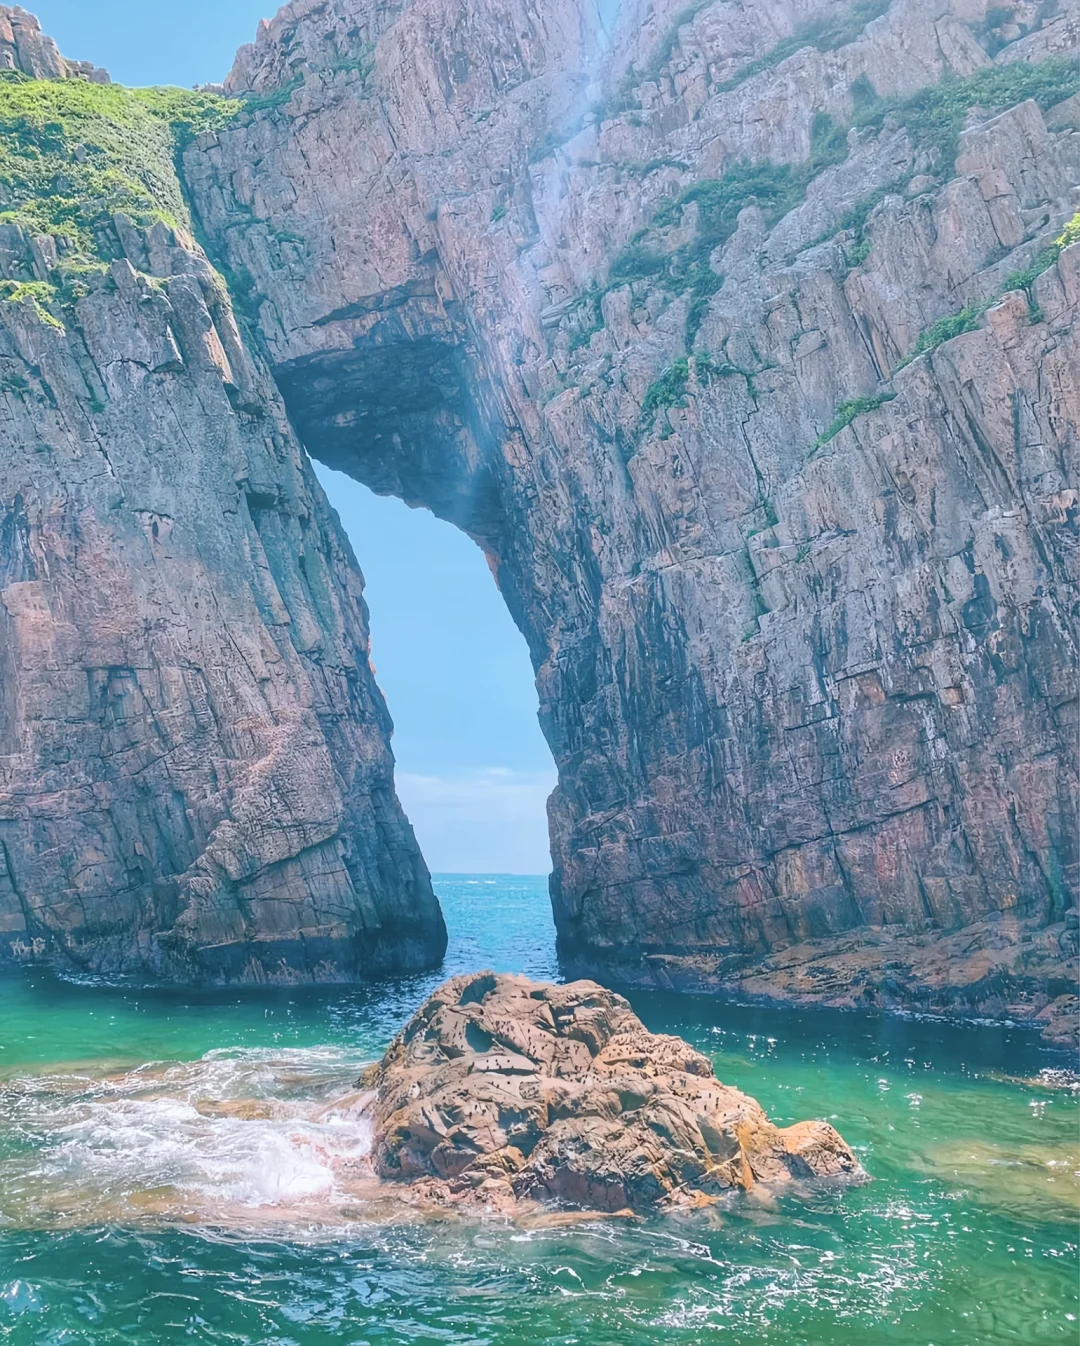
366,972 -> 861,1211
183,0 -> 1080,1034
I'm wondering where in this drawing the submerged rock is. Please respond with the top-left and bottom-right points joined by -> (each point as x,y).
365,972 -> 861,1213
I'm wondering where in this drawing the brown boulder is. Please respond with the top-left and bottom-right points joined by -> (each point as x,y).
366,972 -> 862,1212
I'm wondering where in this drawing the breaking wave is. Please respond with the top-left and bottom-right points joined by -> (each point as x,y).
0,1048 -> 376,1229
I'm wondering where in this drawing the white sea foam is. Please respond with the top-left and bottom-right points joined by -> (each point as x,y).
1,1047 -> 375,1223
51,1096 -> 371,1205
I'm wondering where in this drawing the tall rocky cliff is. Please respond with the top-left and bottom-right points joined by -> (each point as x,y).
0,8 -> 446,981
182,0 -> 1079,1031
0,0 -> 1075,1035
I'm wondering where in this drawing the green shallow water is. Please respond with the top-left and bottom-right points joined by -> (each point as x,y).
0,875 -> 1076,1344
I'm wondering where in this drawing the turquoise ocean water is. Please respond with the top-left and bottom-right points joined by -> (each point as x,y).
0,874 -> 1076,1343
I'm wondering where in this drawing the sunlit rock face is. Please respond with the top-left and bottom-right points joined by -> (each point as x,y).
0,6 -> 109,82
366,971 -> 862,1211
183,0 -> 1079,1029
0,9 -> 446,981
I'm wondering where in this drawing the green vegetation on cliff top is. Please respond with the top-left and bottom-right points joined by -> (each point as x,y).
592,54 -> 1077,367
614,54 -> 1077,296
0,71 -> 239,262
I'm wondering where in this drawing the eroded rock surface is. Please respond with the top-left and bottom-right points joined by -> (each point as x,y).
366,971 -> 861,1211
0,18 -> 446,981
183,0 -> 1079,1034
0,1 -> 1076,1026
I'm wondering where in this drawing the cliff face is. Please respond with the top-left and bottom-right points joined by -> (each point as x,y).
183,0 -> 1078,1027
0,13 -> 446,981
0,2 -> 1075,1028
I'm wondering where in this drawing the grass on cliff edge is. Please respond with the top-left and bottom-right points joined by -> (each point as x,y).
0,71 -> 239,263
851,53 -> 1080,171
808,208 -> 1080,451
895,208 -> 1080,367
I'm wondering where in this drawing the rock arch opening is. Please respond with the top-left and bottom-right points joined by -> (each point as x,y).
314,467 -> 557,881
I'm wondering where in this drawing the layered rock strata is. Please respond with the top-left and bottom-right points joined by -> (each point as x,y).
0,21 -> 446,980
183,0 -> 1079,1029
365,971 -> 861,1211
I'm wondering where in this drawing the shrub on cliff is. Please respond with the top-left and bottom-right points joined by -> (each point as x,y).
0,73 -> 238,258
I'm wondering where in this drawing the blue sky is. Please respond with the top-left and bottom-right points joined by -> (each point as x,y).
27,1 -> 272,87
317,472 -> 555,875
31,1 -> 556,873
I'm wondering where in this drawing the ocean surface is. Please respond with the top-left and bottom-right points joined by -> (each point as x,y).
0,874 -> 1076,1344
